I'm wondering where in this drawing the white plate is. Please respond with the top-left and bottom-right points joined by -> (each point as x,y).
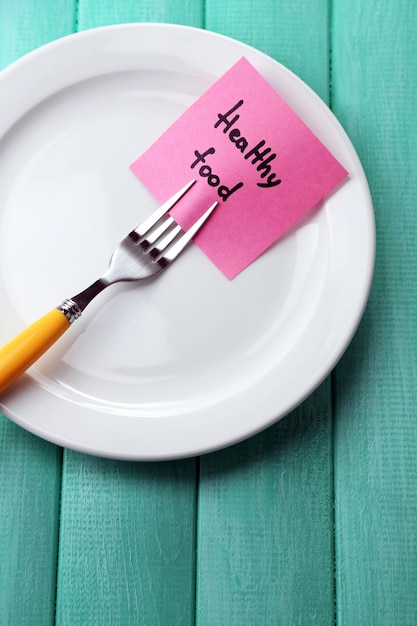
0,24 -> 375,460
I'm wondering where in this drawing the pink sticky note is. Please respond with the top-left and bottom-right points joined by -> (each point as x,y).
130,57 -> 348,279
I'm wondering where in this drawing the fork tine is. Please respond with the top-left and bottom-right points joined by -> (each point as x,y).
160,201 -> 218,263
148,223 -> 183,258
142,215 -> 176,248
134,179 -> 196,239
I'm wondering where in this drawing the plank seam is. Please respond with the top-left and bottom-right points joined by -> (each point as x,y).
331,376 -> 338,626
329,0 -> 338,621
202,0 -> 207,30
74,0 -> 80,32
194,455 -> 201,626
53,448 -> 65,626
328,0 -> 333,111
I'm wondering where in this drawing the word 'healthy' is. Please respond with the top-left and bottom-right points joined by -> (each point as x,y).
190,99 -> 282,201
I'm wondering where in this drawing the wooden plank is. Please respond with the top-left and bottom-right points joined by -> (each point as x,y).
0,0 -> 76,68
54,4 -> 204,626
205,0 -> 330,101
55,453 -> 198,625
332,1 -> 417,624
197,384 -> 334,625
0,421 -> 62,625
198,2 -> 335,624
77,0 -> 203,29
0,3 -> 75,624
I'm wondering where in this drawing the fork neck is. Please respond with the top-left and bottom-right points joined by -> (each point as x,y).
58,279 -> 108,323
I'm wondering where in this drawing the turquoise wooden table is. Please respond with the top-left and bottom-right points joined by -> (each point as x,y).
0,1 -> 416,624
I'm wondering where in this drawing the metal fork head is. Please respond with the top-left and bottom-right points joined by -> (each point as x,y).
103,180 -> 217,284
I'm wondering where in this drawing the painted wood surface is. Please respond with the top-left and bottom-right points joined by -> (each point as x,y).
332,2 -> 417,624
56,454 -> 198,625
198,3 -> 334,624
0,1 -> 416,624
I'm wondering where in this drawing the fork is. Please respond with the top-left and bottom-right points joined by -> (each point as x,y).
0,179 -> 216,394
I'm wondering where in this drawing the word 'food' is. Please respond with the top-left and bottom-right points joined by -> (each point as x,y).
191,147 -> 244,201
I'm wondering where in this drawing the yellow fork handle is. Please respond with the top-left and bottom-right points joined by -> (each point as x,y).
0,308 -> 70,394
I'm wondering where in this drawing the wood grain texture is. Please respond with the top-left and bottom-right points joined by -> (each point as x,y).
332,0 -> 417,624
197,2 -> 335,624
197,384 -> 334,625
76,0 -> 203,29
205,0 -> 330,101
56,454 -> 198,625
0,419 -> 62,625
0,0 -> 76,68
53,4 -> 205,623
